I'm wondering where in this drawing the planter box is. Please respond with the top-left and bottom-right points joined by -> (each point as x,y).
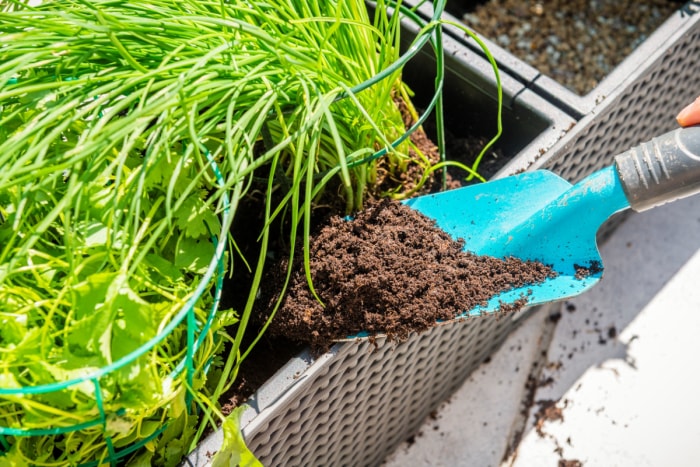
183,19 -> 575,467
527,5 -> 700,240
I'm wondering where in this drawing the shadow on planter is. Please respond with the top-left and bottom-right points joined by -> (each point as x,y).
183,17 -> 575,467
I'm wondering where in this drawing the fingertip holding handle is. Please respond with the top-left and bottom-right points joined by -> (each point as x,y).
615,126 -> 700,212
677,96 -> 700,127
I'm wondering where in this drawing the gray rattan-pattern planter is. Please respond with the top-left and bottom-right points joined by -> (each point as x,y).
409,0 -> 700,239
409,1 -> 700,173
185,6 -> 700,466
183,20 -> 574,467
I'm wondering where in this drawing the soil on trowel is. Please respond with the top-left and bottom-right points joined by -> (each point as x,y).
574,260 -> 603,279
219,100 -> 503,404
259,199 -> 556,354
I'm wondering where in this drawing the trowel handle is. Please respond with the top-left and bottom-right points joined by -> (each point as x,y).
615,126 -> 700,212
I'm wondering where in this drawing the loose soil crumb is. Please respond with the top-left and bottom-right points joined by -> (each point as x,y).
498,296 -> 531,314
534,399 -> 565,436
574,260 -> 603,279
260,199 -> 555,354
559,460 -> 583,467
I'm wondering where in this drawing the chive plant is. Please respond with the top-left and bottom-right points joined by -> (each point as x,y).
0,0 -> 455,464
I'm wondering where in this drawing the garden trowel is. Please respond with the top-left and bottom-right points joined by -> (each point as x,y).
403,125 -> 700,317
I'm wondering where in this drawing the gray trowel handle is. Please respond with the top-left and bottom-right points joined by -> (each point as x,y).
615,126 -> 700,212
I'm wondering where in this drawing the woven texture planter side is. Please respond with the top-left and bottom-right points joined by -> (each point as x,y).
244,314 -> 540,466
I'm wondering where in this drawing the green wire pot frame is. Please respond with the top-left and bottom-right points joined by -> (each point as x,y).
0,153 -> 232,466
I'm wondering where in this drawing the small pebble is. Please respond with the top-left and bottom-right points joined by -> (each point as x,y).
497,34 -> 511,47
516,39 -> 531,50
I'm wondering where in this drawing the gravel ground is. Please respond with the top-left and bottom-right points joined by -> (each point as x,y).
460,0 -> 680,94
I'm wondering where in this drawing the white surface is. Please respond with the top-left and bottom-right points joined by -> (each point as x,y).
384,193 -> 700,466
383,312 -> 551,467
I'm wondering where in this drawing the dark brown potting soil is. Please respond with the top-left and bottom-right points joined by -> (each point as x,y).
371,97 -> 443,197
459,0 -> 680,94
259,198 -> 556,354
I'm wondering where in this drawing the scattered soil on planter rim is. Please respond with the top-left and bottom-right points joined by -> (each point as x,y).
219,335 -> 305,415
459,0 -> 680,95
534,399 -> 565,436
259,199 -> 556,354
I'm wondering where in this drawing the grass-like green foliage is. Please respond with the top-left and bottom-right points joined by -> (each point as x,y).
0,0 -> 444,464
